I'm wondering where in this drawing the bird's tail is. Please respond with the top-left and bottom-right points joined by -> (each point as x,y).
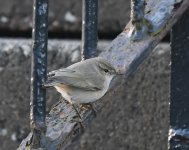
43,79 -> 58,88
43,72 -> 58,88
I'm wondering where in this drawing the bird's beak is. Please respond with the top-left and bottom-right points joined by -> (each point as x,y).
115,70 -> 124,75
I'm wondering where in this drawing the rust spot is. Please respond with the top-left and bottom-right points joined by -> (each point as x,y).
52,107 -> 58,112
123,27 -> 130,33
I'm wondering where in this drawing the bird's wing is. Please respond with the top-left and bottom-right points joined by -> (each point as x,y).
44,68 -> 103,91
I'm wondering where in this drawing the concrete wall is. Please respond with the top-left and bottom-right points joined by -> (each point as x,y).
0,0 -> 130,34
0,39 -> 169,150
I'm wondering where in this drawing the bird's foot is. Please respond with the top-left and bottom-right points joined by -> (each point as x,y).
81,103 -> 97,117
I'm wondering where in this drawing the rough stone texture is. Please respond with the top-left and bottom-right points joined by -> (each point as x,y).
0,39 -> 169,150
0,0 -> 130,34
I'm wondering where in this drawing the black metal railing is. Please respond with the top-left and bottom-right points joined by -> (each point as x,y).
30,0 -> 48,148
169,9 -> 189,150
30,0 -> 98,148
81,0 -> 98,60
29,0 -> 189,149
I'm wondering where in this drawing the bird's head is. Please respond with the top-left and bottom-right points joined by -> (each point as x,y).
96,57 -> 117,76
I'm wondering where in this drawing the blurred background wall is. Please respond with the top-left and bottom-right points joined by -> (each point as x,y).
0,0 -> 130,38
0,0 -> 169,150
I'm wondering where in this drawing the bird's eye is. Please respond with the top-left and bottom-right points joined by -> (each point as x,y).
104,69 -> 109,73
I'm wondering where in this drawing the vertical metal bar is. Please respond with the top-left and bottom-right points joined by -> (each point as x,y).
130,0 -> 151,41
130,0 -> 145,40
81,0 -> 98,59
131,0 -> 145,23
169,9 -> 189,149
30,0 -> 48,148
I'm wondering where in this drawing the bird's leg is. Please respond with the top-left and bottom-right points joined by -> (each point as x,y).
72,103 -> 82,120
72,103 -> 85,130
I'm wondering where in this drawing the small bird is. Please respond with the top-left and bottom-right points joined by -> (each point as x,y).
44,57 -> 117,119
